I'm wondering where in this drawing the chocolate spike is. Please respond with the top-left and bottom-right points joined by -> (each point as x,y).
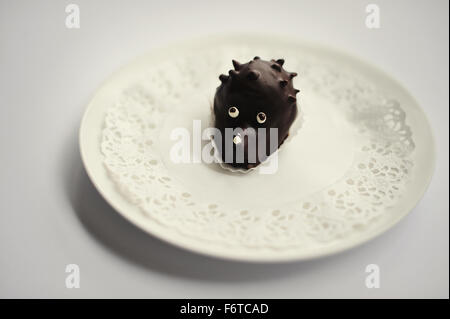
229,69 -> 239,77
290,72 -> 298,79
287,95 -> 297,103
219,74 -> 229,83
271,63 -> 281,71
294,89 -> 300,94
247,70 -> 260,80
232,59 -> 242,71
276,59 -> 285,66
253,56 -> 260,60
279,79 -> 288,87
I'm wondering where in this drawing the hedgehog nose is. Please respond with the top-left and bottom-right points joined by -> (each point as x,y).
233,134 -> 242,145
233,127 -> 257,146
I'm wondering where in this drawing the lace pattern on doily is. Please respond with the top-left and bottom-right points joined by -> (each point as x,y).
101,46 -> 415,250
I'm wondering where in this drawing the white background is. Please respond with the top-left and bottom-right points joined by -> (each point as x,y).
0,0 -> 448,298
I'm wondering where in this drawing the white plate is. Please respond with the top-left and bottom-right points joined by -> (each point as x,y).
79,34 -> 435,262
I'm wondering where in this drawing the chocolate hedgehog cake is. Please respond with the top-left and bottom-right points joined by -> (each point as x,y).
213,57 -> 299,170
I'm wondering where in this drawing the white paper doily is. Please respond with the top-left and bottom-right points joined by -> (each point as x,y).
79,35 -> 435,262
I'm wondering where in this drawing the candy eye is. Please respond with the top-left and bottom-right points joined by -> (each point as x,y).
256,112 -> 266,124
228,106 -> 239,118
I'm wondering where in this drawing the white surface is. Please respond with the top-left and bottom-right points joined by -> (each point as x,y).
0,0 -> 448,298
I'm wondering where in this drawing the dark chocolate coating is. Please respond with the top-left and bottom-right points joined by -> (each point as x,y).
213,57 -> 299,169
